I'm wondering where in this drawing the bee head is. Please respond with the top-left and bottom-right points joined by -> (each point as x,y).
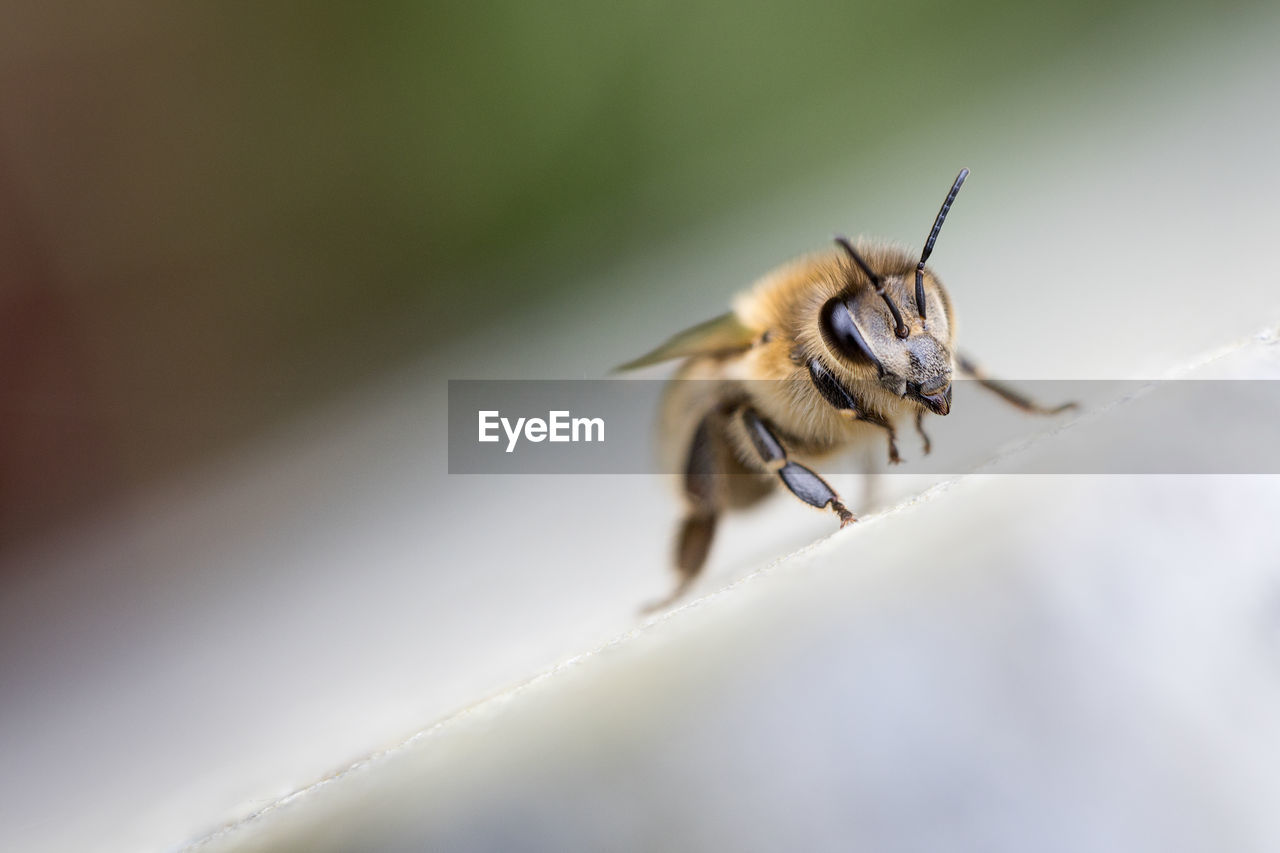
819,169 -> 969,416
819,280 -> 953,415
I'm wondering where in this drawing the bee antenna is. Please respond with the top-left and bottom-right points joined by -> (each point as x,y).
835,236 -> 908,339
915,167 -> 969,321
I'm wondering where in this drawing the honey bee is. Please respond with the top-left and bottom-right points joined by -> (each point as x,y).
618,169 -> 1074,609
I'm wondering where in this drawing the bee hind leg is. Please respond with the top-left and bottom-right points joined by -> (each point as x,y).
641,512 -> 716,614
676,511 -> 717,575
643,417 -> 726,613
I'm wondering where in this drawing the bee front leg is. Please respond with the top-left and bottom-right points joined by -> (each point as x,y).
854,409 -> 901,465
861,444 -> 883,510
955,352 -> 1077,415
738,407 -> 855,527
914,409 -> 932,455
807,358 -> 901,464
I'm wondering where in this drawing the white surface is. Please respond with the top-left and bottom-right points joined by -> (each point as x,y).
203,333 -> 1280,852
2,7 -> 1279,851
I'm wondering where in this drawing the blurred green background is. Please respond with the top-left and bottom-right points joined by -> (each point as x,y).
0,0 -> 1249,546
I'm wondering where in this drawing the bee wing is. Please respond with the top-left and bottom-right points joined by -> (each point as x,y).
614,312 -> 756,372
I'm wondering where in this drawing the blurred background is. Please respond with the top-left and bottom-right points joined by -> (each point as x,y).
5,0 -> 1268,545
3,1 -> 1280,851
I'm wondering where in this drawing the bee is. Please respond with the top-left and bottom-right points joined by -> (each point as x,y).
618,169 -> 1074,609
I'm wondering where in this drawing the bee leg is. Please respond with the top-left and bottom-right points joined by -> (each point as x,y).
862,445 -> 882,509
641,511 -> 716,613
914,409 -> 932,455
956,352 -> 1077,415
676,512 -> 717,581
739,407 -> 855,526
643,417 -> 724,613
858,410 -> 901,465
807,358 -> 900,464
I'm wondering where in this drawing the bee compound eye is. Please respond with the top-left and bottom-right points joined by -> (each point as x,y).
819,298 -> 884,373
